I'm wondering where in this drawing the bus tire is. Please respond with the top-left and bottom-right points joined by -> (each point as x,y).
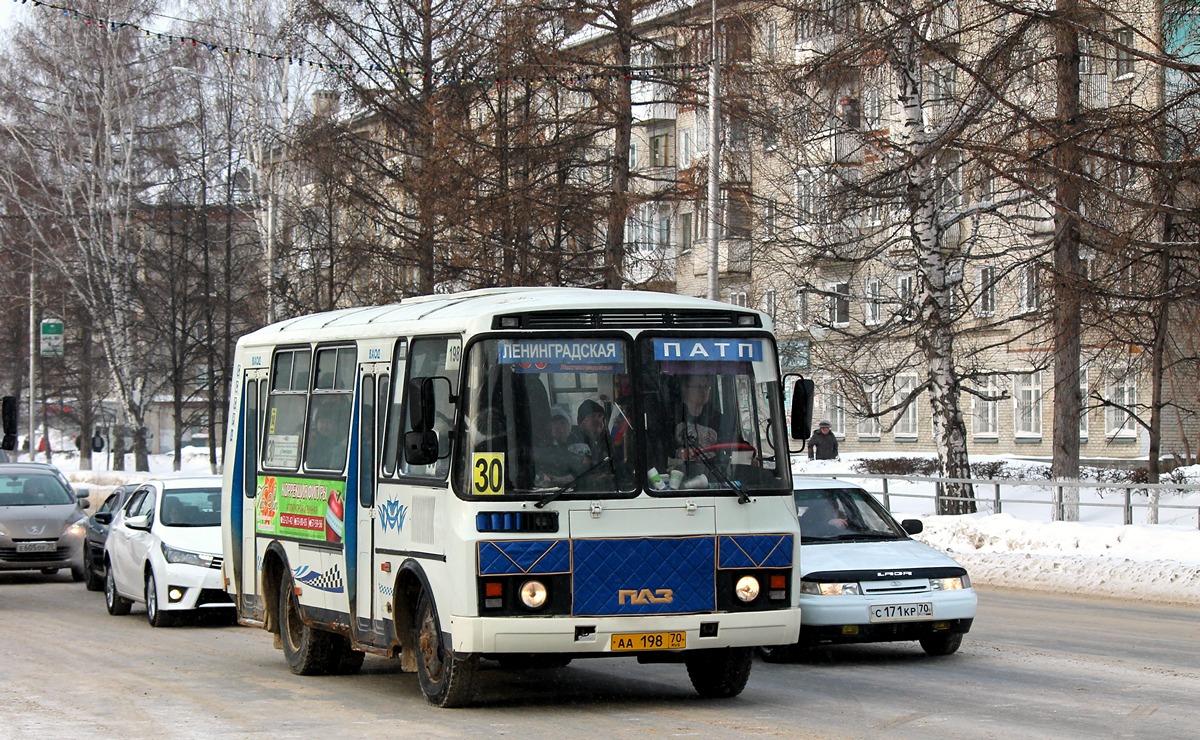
413,591 -> 478,707
279,575 -> 339,675
685,647 -> 753,699
331,634 -> 366,675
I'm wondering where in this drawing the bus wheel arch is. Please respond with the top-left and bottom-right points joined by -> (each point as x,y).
391,562 -> 428,672
260,543 -> 290,643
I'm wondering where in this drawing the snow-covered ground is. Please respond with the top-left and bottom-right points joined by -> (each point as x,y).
21,447 -> 1200,607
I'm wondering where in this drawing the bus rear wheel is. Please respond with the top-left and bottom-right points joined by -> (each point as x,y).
279,575 -> 340,675
413,591 -> 478,707
685,647 -> 753,698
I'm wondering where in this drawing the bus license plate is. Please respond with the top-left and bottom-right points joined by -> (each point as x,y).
610,631 -> 687,652
16,542 -> 56,553
869,602 -> 933,623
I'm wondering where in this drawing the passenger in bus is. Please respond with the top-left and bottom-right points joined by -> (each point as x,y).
306,399 -> 350,471
569,399 -> 609,464
533,407 -> 589,486
674,375 -> 723,457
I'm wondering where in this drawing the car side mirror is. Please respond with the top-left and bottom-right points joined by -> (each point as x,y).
75,488 -> 91,499
901,519 -> 923,535
78,499 -> 91,510
93,511 -> 113,525
124,514 -> 152,531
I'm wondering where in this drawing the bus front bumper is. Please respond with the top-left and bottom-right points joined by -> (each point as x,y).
448,608 -> 802,655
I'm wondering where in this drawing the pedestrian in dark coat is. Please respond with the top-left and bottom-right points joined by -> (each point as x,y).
808,420 -> 839,460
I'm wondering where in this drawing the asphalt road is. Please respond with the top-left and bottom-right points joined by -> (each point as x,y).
1,573 -> 1196,739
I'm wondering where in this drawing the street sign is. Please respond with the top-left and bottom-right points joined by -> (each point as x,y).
40,319 -> 64,358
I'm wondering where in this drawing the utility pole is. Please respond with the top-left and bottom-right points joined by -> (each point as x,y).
27,262 -> 36,461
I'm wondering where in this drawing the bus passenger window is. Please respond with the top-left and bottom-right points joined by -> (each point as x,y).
262,348 -> 311,470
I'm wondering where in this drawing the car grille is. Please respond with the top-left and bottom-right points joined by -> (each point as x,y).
196,588 -> 233,607
860,579 -> 931,596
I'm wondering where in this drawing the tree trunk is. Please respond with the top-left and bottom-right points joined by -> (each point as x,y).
1050,0 -> 1084,520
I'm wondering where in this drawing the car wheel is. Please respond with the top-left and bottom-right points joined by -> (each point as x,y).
83,546 -> 104,591
685,647 -> 753,699
145,572 -> 175,628
70,564 -> 86,582
919,633 -> 963,656
412,590 -> 478,707
756,644 -> 801,664
278,574 -> 341,675
105,565 -> 132,616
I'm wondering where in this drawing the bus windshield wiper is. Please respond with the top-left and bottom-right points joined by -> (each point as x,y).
683,440 -> 750,505
535,455 -> 612,508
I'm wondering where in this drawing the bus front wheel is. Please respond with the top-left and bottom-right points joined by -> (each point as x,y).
685,647 -> 753,698
279,575 -> 340,675
413,591 -> 478,707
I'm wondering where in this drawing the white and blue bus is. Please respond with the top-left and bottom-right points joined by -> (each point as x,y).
220,287 -> 811,706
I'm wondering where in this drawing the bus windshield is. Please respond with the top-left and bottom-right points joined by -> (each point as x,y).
455,334 -> 789,498
637,336 -> 790,494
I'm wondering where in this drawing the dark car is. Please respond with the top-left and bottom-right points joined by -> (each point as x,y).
0,462 -> 91,580
82,483 -> 140,591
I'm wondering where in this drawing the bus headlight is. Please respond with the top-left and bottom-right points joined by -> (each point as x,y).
734,576 -> 760,602
519,580 -> 548,608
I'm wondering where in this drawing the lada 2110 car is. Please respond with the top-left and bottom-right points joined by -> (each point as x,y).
759,478 -> 976,661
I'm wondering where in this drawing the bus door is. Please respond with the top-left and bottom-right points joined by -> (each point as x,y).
352,363 -> 388,643
239,368 -> 269,620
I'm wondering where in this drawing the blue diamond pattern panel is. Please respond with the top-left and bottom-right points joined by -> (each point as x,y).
718,534 -> 794,569
478,540 -> 570,575
572,537 -> 715,616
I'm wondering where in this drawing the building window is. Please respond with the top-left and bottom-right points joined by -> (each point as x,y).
767,19 -> 778,60
826,282 -> 850,327
1106,373 -> 1137,437
1115,27 -> 1135,77
1014,372 -> 1043,438
795,290 -> 809,330
973,375 -> 999,437
679,212 -> 693,254
795,168 -> 821,229
650,132 -> 673,167
979,266 -> 996,316
857,387 -> 881,440
763,289 -> 777,320
1019,264 -> 1041,313
825,379 -> 846,437
865,277 -> 882,326
680,128 -> 693,166
728,290 -> 749,308
657,216 -> 670,251
629,141 -> 639,169
862,85 -> 883,131
896,274 -> 915,320
764,199 -> 778,238
895,374 -> 919,439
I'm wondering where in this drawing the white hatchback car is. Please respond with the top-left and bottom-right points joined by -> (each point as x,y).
103,477 -> 234,626
761,478 -> 976,661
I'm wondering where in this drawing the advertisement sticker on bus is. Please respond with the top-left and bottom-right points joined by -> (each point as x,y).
256,475 -> 347,543
497,339 -> 625,373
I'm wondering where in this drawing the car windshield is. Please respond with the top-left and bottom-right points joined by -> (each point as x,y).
159,488 -> 222,527
0,474 -> 74,506
795,487 -> 905,542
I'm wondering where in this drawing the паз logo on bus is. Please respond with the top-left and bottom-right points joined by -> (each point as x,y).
618,588 -> 674,605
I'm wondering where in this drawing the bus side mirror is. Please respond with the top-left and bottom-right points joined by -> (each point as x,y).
407,377 -> 437,433
790,377 -> 814,441
1,396 -> 16,451
404,430 -> 439,466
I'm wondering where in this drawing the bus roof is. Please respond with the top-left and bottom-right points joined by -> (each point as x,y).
239,287 -> 771,346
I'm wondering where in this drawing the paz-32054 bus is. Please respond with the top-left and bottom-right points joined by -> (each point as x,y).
220,287 -> 811,706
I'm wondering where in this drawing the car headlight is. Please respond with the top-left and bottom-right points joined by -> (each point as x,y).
65,521 -> 88,538
161,542 -> 217,568
930,575 -> 971,591
800,581 -> 861,596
